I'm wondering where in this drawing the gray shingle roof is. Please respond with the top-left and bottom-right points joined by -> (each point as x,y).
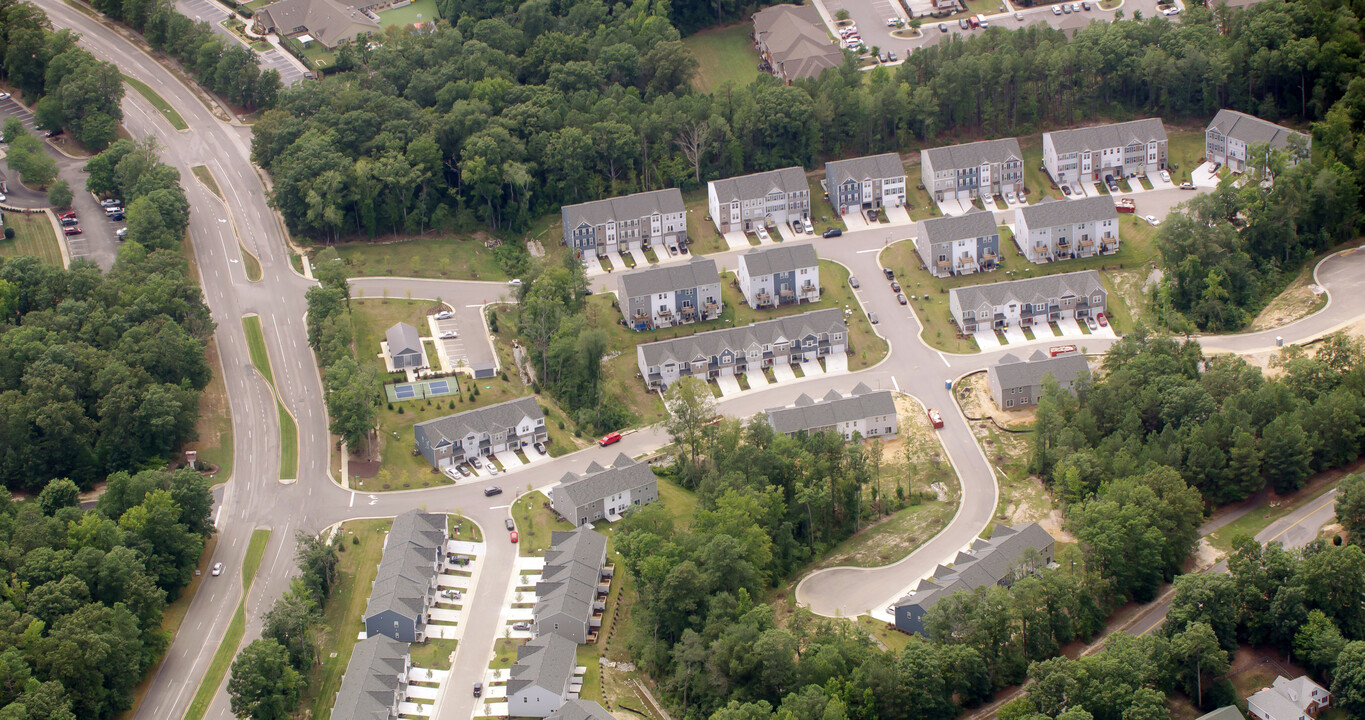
738,244 -> 819,277
552,453 -> 657,513
365,510 -> 445,622
617,258 -> 719,300
893,522 -> 1054,613
386,322 -> 422,356
921,208 -> 998,245
923,138 -> 1023,171
543,526 -> 608,574
950,269 -> 1104,313
549,699 -> 616,720
710,166 -> 808,203
1017,196 -> 1118,229
1046,118 -> 1167,155
990,351 -> 1090,391
413,397 -> 544,447
256,0 -> 378,48
638,308 -> 845,367
1208,109 -> 1307,150
1198,707 -> 1247,720
331,635 -> 408,720
507,633 -> 579,697
825,153 -> 905,187
752,5 -> 845,81
562,189 -> 684,229
766,387 -> 895,435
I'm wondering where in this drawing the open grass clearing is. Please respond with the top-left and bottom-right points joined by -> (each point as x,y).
301,518 -> 390,720
683,23 -> 762,93
326,235 -> 508,281
376,0 -> 438,27
183,528 -> 270,720
352,298 -> 432,375
1164,126 -> 1208,185
512,490 -> 574,557
122,74 -> 188,130
0,212 -> 63,266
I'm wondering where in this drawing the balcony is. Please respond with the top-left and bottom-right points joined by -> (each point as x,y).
656,307 -> 673,318
680,305 -> 697,318
799,283 -> 818,299
755,291 -> 773,307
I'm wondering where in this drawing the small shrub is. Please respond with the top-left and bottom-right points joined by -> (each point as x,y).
501,371 -> 508,381
3,227 -> 13,240
398,406 -> 405,414
387,402 -> 394,410
352,535 -> 359,545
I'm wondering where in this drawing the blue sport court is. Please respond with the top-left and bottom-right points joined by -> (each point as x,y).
385,377 -> 460,402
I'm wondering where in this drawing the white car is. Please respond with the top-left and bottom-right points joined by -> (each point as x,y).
1162,6 -> 1180,14
507,278 -> 522,287
0,193 -> 6,202
1159,170 -> 1171,183
755,226 -> 770,242
1015,11 -> 1023,20
1052,5 -> 1062,13
886,17 -> 898,26
0,92 -> 9,100
1144,214 -> 1160,226
434,310 -> 453,320
211,562 -> 224,576
439,330 -> 459,339
1005,191 -> 1016,204
802,217 -> 814,234
115,227 -> 128,238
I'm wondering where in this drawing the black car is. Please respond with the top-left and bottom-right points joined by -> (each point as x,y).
891,280 -> 901,292
44,128 -> 62,138
473,683 -> 483,698
60,217 -> 78,226
483,486 -> 503,497
897,293 -> 908,305
107,212 -> 125,221
505,518 -> 515,531
868,312 -> 879,324
883,267 -> 895,280
822,227 -> 842,238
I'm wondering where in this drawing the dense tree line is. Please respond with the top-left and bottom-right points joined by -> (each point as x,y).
0,468 -> 214,720
304,250 -> 382,449
86,0 -> 280,111
0,119 -> 58,188
0,0 -> 124,150
1152,149 -> 1358,331
85,138 -> 193,252
1031,330 -> 1365,509
228,532 -> 339,720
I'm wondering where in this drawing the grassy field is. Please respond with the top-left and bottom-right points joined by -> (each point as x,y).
185,337 -> 234,481
184,528 -> 271,720
191,165 -> 224,200
1208,477 -> 1342,553
1165,127 -> 1208,184
0,212 -> 63,265
326,236 -> 508,280
512,491 -> 574,557
352,298 -> 431,374
122,74 -> 188,130
303,519 -> 390,720
377,0 -> 438,27
683,23 -> 762,93
657,477 -> 697,529
1019,134 -> 1063,202
879,212 -> 1156,353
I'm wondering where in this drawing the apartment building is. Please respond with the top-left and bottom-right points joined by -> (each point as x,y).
825,153 -> 907,215
637,309 -> 847,390
916,208 -> 1000,278
413,397 -> 547,468
988,350 -> 1091,409
506,634 -> 581,718
532,527 -> 609,643
550,453 -> 659,527
1014,196 -> 1119,263
363,510 -> 448,643
1205,109 -> 1311,172
1043,119 -> 1168,184
707,166 -> 811,233
921,138 -> 1025,202
948,270 -> 1107,333
562,189 -> 686,258
765,383 -> 898,440
330,635 -> 410,720
735,244 -> 820,309
617,258 -> 723,331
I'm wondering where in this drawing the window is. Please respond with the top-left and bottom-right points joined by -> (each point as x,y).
1006,399 -> 1014,408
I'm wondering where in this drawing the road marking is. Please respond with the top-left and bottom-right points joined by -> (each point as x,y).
856,248 -> 880,254
349,492 -> 355,508
939,353 -> 950,368
490,504 -> 511,509
1268,493 -> 1338,543
891,375 -> 899,392
465,304 -> 482,308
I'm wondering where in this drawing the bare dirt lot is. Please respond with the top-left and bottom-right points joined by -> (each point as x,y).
1249,264 -> 1327,331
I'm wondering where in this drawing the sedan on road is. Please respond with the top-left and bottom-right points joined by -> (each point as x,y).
849,277 -> 859,289
890,280 -> 901,293
505,518 -> 516,531
897,293 -> 908,305
211,562 -> 224,576
1162,6 -> 1180,14
1015,11 -> 1023,20
822,228 -> 842,238
483,485 -> 502,497
939,22 -> 948,31
473,683 -> 482,698
509,530 -> 519,543
599,431 -> 622,446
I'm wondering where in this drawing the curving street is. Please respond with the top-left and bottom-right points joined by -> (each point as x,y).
27,3 -> 1365,718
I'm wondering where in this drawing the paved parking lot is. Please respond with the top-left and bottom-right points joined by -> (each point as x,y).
176,0 -> 309,86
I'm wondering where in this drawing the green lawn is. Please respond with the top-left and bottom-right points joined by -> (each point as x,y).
1019,134 -> 1063,202
512,491 -> 574,556
657,477 -> 697,529
242,315 -> 275,385
489,637 -> 523,670
880,212 -> 1157,353
1165,127 -> 1207,184
122,74 -> 188,130
240,243 -> 262,281
809,176 -> 848,232
683,23 -> 763,93
0,212 -> 63,266
682,187 -> 727,255
191,165 -> 224,200
303,519 -> 390,720
185,338 -> 234,481
277,401 -> 298,480
184,528 -> 271,720
856,615 -> 913,653
376,0 -> 439,28
327,236 -> 507,281
352,299 -> 432,375
1207,479 -> 1341,552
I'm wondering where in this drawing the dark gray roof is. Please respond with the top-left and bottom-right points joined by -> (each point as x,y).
331,635 -> 409,720
549,699 -> 615,720
386,322 -> 422,356
752,5 -> 844,81
365,510 -> 445,622
894,522 -> 1054,612
638,309 -> 845,367
1017,196 -> 1118,229
1207,109 -> 1307,150
710,166 -> 808,203
617,258 -> 719,300
921,208 -> 998,245
255,0 -> 378,48
552,454 -> 658,512
990,351 -> 1090,390
562,189 -> 684,228
826,153 -> 905,187
923,138 -> 1023,171
543,526 -> 608,573
507,633 -> 579,697
534,527 -> 606,635
1046,118 -> 1167,155
739,244 -> 819,277
950,270 -> 1104,312
413,397 -> 543,447
1197,708 -> 1247,720
766,387 -> 895,435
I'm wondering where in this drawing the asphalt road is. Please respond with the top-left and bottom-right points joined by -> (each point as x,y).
31,4 -> 1365,718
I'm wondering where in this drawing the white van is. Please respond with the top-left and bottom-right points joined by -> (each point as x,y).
977,13 -> 989,26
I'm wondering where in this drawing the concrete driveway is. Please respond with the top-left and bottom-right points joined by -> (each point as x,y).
824,353 -> 849,374
1055,317 -> 1083,336
885,205 -> 913,225
1001,325 -> 1028,345
973,329 -> 1003,350
723,230 -> 751,250
801,358 -> 825,377
715,374 -> 742,396
744,368 -> 770,390
772,362 -> 797,383
843,211 -> 872,230
935,196 -> 969,216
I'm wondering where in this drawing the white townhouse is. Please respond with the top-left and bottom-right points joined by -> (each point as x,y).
506,634 -> 580,717
765,383 -> 898,440
735,244 -> 820,309
1205,109 -> 1311,172
637,309 -> 846,390
1013,196 -> 1119,263
825,153 -> 906,216
617,258 -> 723,331
412,397 -> 547,468
917,208 -> 1001,278
921,138 -> 1025,203
948,270 -> 1107,333
707,166 -> 811,234
1043,119 -> 1167,185
561,189 -> 686,259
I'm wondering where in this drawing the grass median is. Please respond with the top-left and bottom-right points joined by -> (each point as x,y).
122,74 -> 189,130
242,315 -> 299,479
183,528 -> 271,720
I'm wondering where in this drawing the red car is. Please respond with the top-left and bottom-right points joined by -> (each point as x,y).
62,225 -> 82,235
1097,313 -> 1108,327
509,530 -> 519,543
599,432 -> 622,447
59,211 -> 77,220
